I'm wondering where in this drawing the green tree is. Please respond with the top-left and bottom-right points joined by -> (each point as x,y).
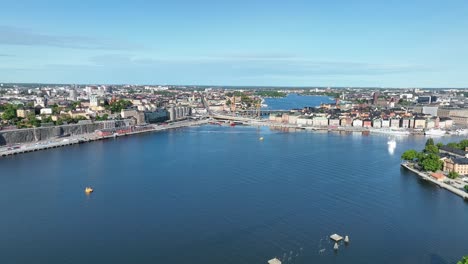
424,144 -> 439,154
458,255 -> 468,264
419,153 -> 443,172
436,143 -> 444,149
1,104 -> 18,120
425,138 -> 434,146
464,186 -> 468,193
401,149 -> 418,161
448,171 -> 459,179
459,140 -> 468,150
226,99 -> 231,106
447,142 -> 461,149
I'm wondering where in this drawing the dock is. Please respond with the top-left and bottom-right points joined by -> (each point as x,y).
401,162 -> 468,200
330,234 -> 343,242
268,258 -> 282,264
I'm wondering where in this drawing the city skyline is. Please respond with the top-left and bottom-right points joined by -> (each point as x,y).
1,0 -> 468,87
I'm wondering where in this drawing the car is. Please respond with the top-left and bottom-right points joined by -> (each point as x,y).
462,177 -> 468,183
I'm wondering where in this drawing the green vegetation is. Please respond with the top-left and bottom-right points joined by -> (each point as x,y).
95,114 -> 109,121
1,103 -> 18,121
105,100 -> 132,113
448,171 -> 459,179
424,144 -> 439,154
443,139 -> 468,151
458,256 -> 468,264
401,149 -> 418,161
225,99 -> 231,106
255,91 -> 286,98
465,186 -> 468,193
425,138 -> 434,146
402,139 -> 442,172
398,99 -> 412,106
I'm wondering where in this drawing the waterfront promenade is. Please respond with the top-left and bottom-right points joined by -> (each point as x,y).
0,119 -> 209,157
401,162 -> 468,200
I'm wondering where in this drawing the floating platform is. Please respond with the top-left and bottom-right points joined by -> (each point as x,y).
330,234 -> 343,242
268,258 -> 281,264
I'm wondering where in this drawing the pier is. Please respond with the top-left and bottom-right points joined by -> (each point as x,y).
401,162 -> 468,200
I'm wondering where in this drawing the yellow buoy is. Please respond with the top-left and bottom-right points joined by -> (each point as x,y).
85,187 -> 94,194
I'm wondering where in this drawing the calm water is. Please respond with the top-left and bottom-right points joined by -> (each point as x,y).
263,94 -> 335,110
1,126 -> 468,264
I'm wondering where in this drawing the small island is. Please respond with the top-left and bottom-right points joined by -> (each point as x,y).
401,138 -> 468,197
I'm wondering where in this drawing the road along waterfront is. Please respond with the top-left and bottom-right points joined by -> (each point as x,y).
0,119 -> 209,157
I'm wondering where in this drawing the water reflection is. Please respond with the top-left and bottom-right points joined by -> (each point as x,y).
388,138 -> 397,155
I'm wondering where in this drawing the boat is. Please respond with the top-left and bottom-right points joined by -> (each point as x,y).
370,128 -> 410,135
424,129 -> 447,136
259,137 -> 264,141
85,187 -> 94,194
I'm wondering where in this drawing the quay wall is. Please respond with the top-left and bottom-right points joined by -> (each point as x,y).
0,120 -> 129,145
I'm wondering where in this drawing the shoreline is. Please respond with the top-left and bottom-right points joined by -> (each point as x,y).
401,162 -> 468,200
0,119 -> 209,158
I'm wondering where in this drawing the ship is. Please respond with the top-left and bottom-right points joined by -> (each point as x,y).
424,129 -> 447,136
370,128 -> 410,135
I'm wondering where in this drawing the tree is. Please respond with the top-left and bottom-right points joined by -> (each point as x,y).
458,255 -> 468,264
448,171 -> 459,179
1,104 -> 17,121
424,144 -> 439,154
425,138 -> 434,146
447,142 -> 461,149
419,153 -> 443,172
465,186 -> 468,193
459,140 -> 468,150
436,143 -> 444,149
401,149 -> 418,161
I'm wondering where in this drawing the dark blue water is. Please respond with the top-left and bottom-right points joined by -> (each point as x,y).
263,94 -> 335,110
1,126 -> 468,264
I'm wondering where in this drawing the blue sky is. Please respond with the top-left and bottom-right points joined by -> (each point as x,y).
0,0 -> 467,87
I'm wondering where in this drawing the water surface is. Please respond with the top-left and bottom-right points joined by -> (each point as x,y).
1,126 -> 467,264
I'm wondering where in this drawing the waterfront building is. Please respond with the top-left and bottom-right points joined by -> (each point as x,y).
413,118 -> 426,129
439,118 -> 453,129
296,117 -> 309,126
439,146 -> 468,158
400,118 -> 412,129
443,158 -> 468,175
450,116 -> 468,127
363,119 -> 372,128
144,109 -> 169,123
312,116 -> 328,127
381,119 -> 390,128
438,108 -> 468,119
372,118 -> 382,128
328,118 -> 340,127
426,118 -> 435,129
430,172 -> 446,181
352,119 -> 363,127
390,118 -> 400,128
340,117 -> 353,127
288,114 -> 300,125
